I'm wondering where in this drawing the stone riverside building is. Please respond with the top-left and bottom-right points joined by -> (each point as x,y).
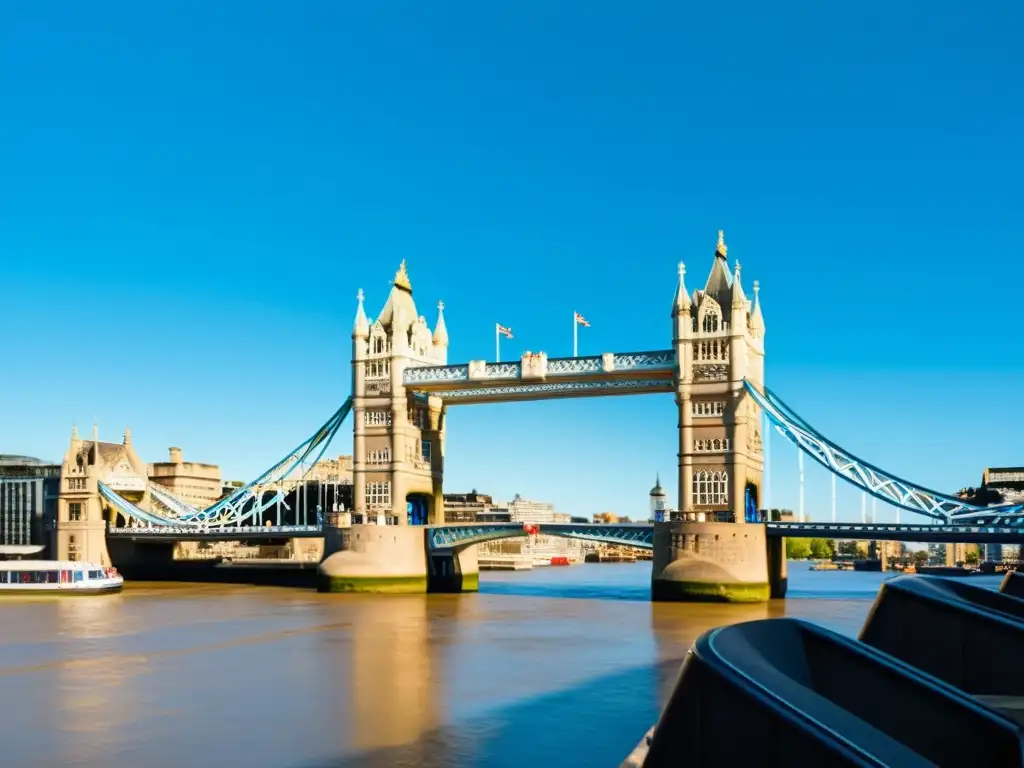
54,426 -> 150,565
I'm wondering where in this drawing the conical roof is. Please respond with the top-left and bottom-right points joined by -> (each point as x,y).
650,473 -> 666,496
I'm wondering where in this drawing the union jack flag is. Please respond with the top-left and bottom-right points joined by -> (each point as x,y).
497,323 -> 513,338
573,312 -> 590,327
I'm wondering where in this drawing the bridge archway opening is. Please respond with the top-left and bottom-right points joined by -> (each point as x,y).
407,493 -> 431,526
744,483 -> 760,524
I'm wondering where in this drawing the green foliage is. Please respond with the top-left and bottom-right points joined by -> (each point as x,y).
912,550 -> 930,566
808,538 -> 835,559
965,550 -> 979,565
786,538 -> 812,559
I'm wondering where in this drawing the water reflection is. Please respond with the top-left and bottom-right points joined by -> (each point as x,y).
344,596 -> 440,753
0,563 -> 888,767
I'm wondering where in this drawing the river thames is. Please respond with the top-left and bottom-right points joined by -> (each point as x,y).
0,562 -> 1005,767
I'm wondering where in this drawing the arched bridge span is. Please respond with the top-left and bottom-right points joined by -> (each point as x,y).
427,522 -> 654,551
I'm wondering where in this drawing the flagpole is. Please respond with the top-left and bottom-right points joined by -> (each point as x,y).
573,313 -> 578,358
495,324 -> 500,362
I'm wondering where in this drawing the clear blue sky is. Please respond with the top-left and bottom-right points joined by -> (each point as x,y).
3,1 -> 1023,522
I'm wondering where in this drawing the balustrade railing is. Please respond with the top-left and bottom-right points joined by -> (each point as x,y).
402,350 -> 676,387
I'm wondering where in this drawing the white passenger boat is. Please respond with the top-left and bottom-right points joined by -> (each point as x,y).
0,560 -> 123,595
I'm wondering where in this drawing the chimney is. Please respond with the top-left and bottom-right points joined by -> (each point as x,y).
169,447 -> 182,463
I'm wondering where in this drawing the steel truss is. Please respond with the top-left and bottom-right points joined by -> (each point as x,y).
436,379 -> 672,401
100,398 -> 353,530
745,382 -> 1024,524
428,522 -> 654,550
403,350 -> 676,387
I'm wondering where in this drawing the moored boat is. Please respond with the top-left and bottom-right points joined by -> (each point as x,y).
0,560 -> 123,594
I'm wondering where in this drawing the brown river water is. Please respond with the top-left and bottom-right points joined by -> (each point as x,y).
0,562 -> 1002,767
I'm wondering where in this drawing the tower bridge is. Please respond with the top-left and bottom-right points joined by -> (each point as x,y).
54,231 -> 1024,600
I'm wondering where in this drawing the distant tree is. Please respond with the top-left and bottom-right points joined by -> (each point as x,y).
912,550 -> 930,567
965,550 -> 979,565
836,540 -> 858,557
856,542 -> 869,558
808,538 -> 835,560
786,538 -> 812,560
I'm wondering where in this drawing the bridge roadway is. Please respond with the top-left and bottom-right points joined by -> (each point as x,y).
108,520 -> 1024,545
766,521 -> 1024,544
106,525 -> 324,541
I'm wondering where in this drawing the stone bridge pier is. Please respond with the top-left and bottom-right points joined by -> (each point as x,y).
318,523 -> 480,594
650,521 -> 786,603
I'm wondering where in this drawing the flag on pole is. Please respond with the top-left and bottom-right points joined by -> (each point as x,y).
497,323 -> 514,338
573,312 -> 590,327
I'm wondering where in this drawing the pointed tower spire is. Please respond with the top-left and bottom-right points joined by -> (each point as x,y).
93,422 -> 99,443
671,261 -> 691,316
731,260 -> 748,308
123,426 -> 132,446
393,260 -> 412,293
750,279 -> 765,332
432,300 -> 449,347
716,229 -> 728,260
353,288 -> 369,338
71,424 -> 79,441
650,473 -> 665,495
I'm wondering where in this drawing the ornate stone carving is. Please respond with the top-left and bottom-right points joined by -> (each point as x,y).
692,363 -> 729,382
521,351 -> 548,379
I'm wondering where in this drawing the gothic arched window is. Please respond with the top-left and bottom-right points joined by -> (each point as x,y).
702,312 -> 719,333
693,469 -> 729,505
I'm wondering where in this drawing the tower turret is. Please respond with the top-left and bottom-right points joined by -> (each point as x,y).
432,300 -> 449,364
649,473 -> 668,522
750,280 -> 765,337
672,261 -> 691,332
353,289 -> 369,339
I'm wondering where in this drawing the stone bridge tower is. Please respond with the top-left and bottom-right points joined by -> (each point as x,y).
672,230 -> 766,523
54,424 -> 150,566
351,262 -> 449,525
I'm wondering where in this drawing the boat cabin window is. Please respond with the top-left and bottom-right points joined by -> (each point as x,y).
88,570 -> 104,580
6,571 -> 62,584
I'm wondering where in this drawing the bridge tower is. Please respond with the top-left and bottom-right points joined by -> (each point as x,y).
673,230 -> 766,522
350,262 -> 449,526
53,425 -> 149,566
654,231 -> 774,602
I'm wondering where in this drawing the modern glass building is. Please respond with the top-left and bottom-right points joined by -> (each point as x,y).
0,456 -> 61,548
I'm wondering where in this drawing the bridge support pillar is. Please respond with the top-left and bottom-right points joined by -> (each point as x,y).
318,524 -> 429,593
106,537 -> 177,579
766,535 -> 788,599
651,521 -> 770,603
427,546 -> 479,593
